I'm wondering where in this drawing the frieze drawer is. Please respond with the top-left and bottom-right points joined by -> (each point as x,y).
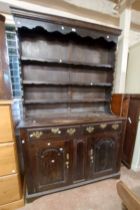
82,122 -> 122,136
27,126 -> 80,141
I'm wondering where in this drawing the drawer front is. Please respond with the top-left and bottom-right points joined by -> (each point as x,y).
0,143 -> 17,176
0,174 -> 21,206
82,122 -> 122,136
27,126 -> 80,141
0,106 -> 13,143
26,122 -> 122,141
0,197 -> 24,210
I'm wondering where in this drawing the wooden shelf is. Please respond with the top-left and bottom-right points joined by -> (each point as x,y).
22,80 -> 112,88
24,99 -> 110,105
21,57 -> 113,70
16,10 -> 117,121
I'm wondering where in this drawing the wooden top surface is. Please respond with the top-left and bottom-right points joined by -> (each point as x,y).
0,100 -> 12,105
18,113 -> 125,128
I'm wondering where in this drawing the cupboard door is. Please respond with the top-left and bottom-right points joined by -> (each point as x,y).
23,133 -> 72,194
87,132 -> 119,179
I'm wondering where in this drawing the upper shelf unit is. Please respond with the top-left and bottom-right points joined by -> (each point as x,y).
11,7 -> 121,119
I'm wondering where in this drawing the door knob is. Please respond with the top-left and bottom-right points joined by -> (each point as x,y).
65,161 -> 69,169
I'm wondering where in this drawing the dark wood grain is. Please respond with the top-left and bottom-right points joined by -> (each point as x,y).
87,132 -> 118,179
111,94 -> 140,168
21,58 -> 113,69
11,8 -> 118,117
111,94 -> 124,116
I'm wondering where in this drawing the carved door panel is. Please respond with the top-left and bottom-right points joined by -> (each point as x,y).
87,132 -> 119,179
73,138 -> 87,183
24,134 -> 72,194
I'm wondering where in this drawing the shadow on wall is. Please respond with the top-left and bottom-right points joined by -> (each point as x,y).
22,0 -> 119,27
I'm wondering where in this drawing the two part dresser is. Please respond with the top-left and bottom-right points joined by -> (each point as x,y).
0,14 -> 24,209
11,8 -> 126,199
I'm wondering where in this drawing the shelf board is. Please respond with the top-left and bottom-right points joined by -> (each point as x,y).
24,99 -> 110,105
22,80 -> 112,88
21,57 -> 113,70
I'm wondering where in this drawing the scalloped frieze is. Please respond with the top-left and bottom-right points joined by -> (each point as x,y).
14,16 -> 118,43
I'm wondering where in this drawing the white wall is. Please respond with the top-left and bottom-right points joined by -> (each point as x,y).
125,42 -> 140,93
129,29 -> 140,47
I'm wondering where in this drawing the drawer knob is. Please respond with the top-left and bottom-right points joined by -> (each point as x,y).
100,123 -> 107,129
47,142 -> 51,146
51,128 -> 61,134
51,160 -> 55,163
112,124 -> 119,130
89,149 -> 94,164
22,140 -> 25,144
30,131 -> 43,139
66,153 -> 69,160
86,126 -> 94,133
67,128 -> 76,135
65,153 -> 70,168
65,161 -> 69,169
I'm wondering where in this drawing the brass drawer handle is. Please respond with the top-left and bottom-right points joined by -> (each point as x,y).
67,128 -> 76,135
51,128 -> 61,134
86,126 -> 94,133
112,124 -> 119,130
100,123 -> 107,129
30,131 -> 43,139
